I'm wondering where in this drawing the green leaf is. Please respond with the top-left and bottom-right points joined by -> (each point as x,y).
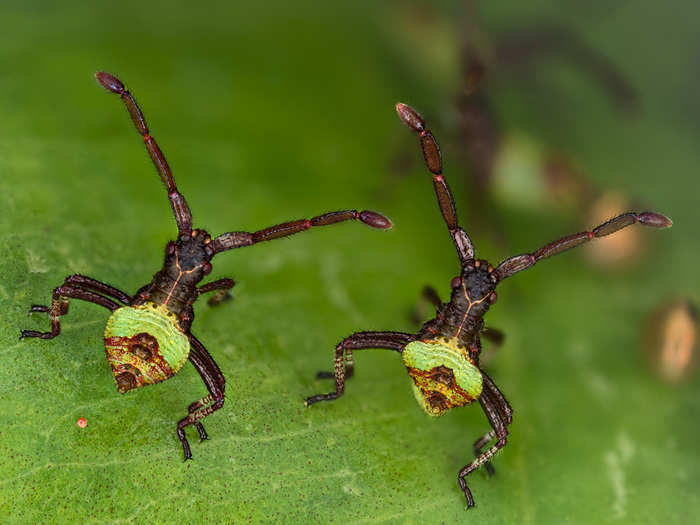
1,2 -> 698,523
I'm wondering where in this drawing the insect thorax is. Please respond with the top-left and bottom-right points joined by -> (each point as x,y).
104,302 -> 190,393
402,337 -> 483,416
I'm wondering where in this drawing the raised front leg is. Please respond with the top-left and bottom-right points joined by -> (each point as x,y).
177,334 -> 226,460
21,281 -> 121,340
305,331 -> 415,406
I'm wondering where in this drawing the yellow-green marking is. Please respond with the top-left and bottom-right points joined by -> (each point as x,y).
104,302 -> 190,392
403,338 -> 483,416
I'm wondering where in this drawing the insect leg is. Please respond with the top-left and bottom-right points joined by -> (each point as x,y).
21,284 -> 119,340
473,373 -> 513,477
26,275 -> 130,312
458,389 -> 510,509
59,274 -> 131,304
481,372 -> 513,425
314,331 -> 416,380
197,278 -> 236,306
177,335 -> 226,460
210,210 -> 392,254
481,327 -> 505,346
410,285 -> 443,325
305,331 -> 415,406
472,430 -> 497,477
420,285 -> 442,308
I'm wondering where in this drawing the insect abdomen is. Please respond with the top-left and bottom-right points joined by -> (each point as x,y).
402,338 -> 483,416
104,302 -> 190,393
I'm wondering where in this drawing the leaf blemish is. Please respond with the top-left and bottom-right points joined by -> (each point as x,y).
605,431 -> 636,519
26,248 -> 49,273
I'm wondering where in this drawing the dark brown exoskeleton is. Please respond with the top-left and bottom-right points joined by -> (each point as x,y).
21,72 -> 392,459
305,103 -> 672,508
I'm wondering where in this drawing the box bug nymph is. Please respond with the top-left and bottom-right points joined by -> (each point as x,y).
21,72 -> 391,459
305,103 -> 672,508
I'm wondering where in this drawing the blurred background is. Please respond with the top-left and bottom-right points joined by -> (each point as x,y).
0,1 -> 697,523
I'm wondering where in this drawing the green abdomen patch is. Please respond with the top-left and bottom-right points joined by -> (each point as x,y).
403,338 -> 483,416
104,302 -> 190,393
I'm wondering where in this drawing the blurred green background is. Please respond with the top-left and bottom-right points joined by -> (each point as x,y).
0,1 -> 698,523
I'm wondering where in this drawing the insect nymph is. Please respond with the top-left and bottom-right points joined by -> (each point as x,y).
21,72 -> 391,459
305,103 -> 672,508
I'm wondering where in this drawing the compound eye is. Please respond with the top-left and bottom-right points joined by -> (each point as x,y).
451,276 -> 462,289
166,241 -> 176,255
489,292 -> 498,304
202,261 -> 212,275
